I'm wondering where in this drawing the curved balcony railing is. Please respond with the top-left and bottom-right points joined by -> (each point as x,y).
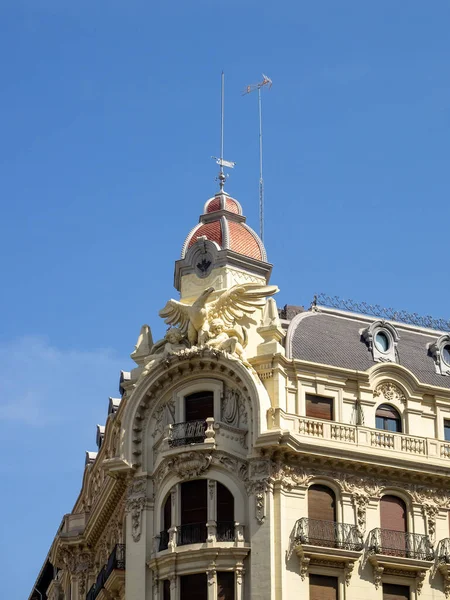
293,517 -> 363,551
168,420 -> 206,447
178,522 -> 208,545
156,521 -> 245,552
437,538 -> 450,563
216,521 -> 235,542
159,529 -> 169,551
367,528 -> 434,560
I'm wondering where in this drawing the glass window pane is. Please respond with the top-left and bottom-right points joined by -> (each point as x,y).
375,332 -> 390,352
376,416 -> 385,430
443,345 -> 450,366
444,420 -> 450,441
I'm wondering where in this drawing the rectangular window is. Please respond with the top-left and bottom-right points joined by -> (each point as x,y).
180,574 -> 207,600
162,579 -> 170,600
309,574 -> 338,600
218,572 -> 235,600
185,391 -> 214,421
444,419 -> 450,441
306,394 -> 334,421
382,583 -> 409,600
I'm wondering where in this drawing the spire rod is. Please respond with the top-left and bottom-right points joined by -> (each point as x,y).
212,71 -> 235,191
243,74 -> 272,242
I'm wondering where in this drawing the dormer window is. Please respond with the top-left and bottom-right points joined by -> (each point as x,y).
361,320 -> 399,363
375,331 -> 390,353
429,334 -> 450,376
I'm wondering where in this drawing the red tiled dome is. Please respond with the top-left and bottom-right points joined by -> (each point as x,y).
182,191 -> 267,263
204,195 -> 242,215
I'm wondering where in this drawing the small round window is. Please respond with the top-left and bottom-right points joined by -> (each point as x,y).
442,344 -> 450,366
375,331 -> 390,353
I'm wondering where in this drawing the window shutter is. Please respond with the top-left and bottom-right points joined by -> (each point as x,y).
309,575 -> 338,600
185,391 -> 214,421
308,485 -> 336,522
376,404 -> 400,420
217,572 -> 235,600
382,583 -> 410,600
305,394 -> 333,420
380,496 -> 407,532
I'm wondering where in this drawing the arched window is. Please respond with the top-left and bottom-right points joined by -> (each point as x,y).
308,484 -> 336,547
376,404 -> 401,433
217,482 -> 235,541
380,495 -> 407,557
184,391 -> 214,422
159,494 -> 172,551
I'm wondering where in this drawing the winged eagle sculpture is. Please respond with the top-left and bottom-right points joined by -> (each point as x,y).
159,283 -> 279,346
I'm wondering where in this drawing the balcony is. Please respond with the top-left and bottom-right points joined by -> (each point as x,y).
156,521 -> 245,553
292,518 -> 363,584
293,517 -> 363,551
86,544 -> 125,600
367,529 -> 434,591
265,408 -> 450,468
368,528 -> 434,561
165,418 -> 216,449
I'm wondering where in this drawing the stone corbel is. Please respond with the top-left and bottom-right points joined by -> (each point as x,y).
294,546 -> 310,581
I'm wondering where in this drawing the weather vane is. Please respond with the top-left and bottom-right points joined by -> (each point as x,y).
212,72 -> 236,190
243,74 -> 272,242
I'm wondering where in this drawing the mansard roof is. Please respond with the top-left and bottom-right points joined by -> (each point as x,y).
287,307 -> 450,390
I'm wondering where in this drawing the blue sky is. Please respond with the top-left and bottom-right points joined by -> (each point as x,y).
1,1 -> 449,597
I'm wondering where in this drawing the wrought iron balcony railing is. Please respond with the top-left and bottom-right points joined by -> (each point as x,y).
159,529 -> 169,551
85,544 -> 125,600
368,528 -> 434,561
437,538 -> 450,563
293,517 -> 363,551
157,521 -> 244,551
178,522 -> 208,545
168,420 -> 206,447
216,521 -> 236,542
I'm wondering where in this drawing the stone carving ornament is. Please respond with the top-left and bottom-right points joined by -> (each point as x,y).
125,476 -> 147,543
158,282 -> 278,366
374,382 -> 406,405
221,388 -> 248,428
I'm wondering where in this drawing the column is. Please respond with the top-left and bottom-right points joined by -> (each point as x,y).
207,479 -> 217,543
207,564 -> 217,600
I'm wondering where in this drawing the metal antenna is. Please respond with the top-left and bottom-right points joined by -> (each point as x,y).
243,74 -> 272,241
212,72 -> 235,190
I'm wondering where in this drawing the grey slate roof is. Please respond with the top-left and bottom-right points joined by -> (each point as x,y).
287,309 -> 450,390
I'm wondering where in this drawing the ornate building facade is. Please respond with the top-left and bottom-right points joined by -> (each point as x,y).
30,187 -> 450,600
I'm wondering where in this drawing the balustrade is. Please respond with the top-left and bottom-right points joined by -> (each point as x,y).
85,544 -> 125,600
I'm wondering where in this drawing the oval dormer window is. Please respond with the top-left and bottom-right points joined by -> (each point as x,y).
375,331 -> 390,353
443,344 -> 450,366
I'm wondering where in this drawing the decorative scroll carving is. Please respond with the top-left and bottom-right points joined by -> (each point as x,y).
154,451 -> 212,486
246,480 -> 269,524
221,388 -> 248,428
422,503 -> 439,542
152,398 -> 175,439
374,382 -> 406,405
125,476 -> 147,542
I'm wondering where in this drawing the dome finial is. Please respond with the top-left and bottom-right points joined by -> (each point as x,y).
212,71 -> 235,192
